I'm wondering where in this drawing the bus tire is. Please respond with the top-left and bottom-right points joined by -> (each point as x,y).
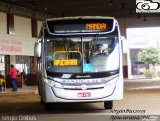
40,97 -> 44,104
104,101 -> 113,110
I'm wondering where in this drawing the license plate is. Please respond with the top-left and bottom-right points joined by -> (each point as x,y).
77,92 -> 91,97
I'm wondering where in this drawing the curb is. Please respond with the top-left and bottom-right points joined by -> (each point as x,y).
0,91 -> 38,96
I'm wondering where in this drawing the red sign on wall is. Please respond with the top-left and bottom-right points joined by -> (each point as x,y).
0,40 -> 22,53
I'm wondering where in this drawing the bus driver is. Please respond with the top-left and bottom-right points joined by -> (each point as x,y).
93,44 -> 108,56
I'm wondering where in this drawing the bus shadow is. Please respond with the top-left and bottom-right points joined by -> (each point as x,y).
0,102 -> 105,115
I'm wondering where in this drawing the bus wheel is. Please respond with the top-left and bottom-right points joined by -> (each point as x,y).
40,97 -> 44,104
104,101 -> 113,110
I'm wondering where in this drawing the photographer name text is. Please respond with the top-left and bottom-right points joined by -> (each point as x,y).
1,115 -> 36,121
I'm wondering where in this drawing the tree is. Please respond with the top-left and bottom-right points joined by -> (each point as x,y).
137,47 -> 160,70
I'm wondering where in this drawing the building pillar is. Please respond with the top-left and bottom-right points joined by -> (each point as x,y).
10,55 -> 16,65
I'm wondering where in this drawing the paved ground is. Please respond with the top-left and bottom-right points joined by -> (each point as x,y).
0,90 -> 160,121
0,79 -> 160,121
0,86 -> 38,95
124,79 -> 160,90
0,90 -> 160,114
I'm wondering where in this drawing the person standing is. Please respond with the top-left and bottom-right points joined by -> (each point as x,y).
0,74 -> 6,92
0,76 -> 2,92
0,72 -> 3,92
2,77 -> 6,92
9,64 -> 19,92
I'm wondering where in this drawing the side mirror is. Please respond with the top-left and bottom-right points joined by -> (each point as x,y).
34,42 -> 42,57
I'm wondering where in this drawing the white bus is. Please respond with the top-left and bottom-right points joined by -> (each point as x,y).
34,16 -> 123,110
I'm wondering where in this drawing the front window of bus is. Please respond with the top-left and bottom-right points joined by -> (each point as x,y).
45,35 -> 119,73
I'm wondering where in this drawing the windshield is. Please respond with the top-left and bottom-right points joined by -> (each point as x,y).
45,35 -> 119,73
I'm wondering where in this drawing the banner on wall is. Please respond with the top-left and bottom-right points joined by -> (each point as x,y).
0,34 -> 36,55
0,39 -> 22,54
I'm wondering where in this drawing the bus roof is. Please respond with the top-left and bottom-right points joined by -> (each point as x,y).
46,16 -> 116,22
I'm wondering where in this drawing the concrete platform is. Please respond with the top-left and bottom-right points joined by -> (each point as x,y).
0,86 -> 38,96
124,78 -> 160,90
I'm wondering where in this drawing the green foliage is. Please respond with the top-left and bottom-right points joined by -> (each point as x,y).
137,48 -> 160,66
144,70 -> 156,78
143,70 -> 154,78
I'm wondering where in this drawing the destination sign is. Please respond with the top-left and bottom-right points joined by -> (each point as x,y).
47,19 -> 113,33
85,23 -> 107,30
54,59 -> 78,66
